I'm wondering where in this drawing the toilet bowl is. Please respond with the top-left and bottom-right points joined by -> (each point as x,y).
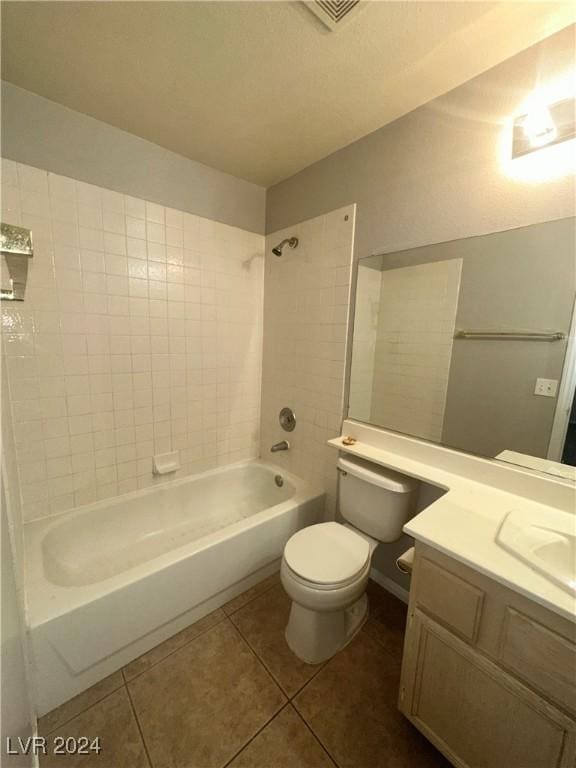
281,456 -> 418,664
281,522 -> 377,663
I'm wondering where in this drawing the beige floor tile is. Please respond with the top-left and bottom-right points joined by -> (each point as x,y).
128,620 -> 286,768
294,630 -> 449,768
222,572 -> 280,616
229,584 -> 322,698
228,705 -> 335,768
123,608 -> 226,681
38,672 -> 125,736
364,580 -> 409,661
40,688 -> 149,768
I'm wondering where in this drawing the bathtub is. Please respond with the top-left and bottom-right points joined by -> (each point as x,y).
24,461 -> 324,715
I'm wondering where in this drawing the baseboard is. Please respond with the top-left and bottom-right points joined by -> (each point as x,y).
369,568 -> 410,605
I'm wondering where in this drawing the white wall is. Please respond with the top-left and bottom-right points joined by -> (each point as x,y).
260,206 -> 355,515
1,159 -> 264,522
370,259 -> 462,442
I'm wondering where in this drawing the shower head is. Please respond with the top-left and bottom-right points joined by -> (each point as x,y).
272,237 -> 298,257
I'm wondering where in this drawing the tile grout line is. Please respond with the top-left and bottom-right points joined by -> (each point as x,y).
222,576 -> 280,618
121,610 -> 229,683
291,702 -> 341,768
217,617 -> 291,768
224,616 -> 289,702
227,611 -> 298,700
287,658 -> 327,701
227,591 -> 328,701
124,677 -> 155,768
40,678 -> 126,737
220,701 -> 292,768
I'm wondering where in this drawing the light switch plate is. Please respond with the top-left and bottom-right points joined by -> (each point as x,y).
534,378 -> 559,397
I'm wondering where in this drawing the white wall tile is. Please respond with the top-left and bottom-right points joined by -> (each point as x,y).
260,205 -> 355,517
2,160 -> 264,521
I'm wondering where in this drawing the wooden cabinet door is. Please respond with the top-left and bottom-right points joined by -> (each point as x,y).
400,611 -> 576,768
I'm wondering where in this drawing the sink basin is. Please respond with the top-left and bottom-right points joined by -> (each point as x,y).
496,508 -> 576,594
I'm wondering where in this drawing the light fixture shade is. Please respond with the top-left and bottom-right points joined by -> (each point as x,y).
512,97 -> 575,158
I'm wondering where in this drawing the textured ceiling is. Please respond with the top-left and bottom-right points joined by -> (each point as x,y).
2,1 -> 575,186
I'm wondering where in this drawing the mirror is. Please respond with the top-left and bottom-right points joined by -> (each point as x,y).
348,217 -> 576,480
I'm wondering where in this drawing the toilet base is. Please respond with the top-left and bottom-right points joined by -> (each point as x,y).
285,593 -> 369,665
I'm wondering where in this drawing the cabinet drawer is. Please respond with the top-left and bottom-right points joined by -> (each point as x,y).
416,557 -> 484,642
499,608 -> 576,715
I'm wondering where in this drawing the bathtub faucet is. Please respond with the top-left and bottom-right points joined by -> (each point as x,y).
270,440 -> 290,452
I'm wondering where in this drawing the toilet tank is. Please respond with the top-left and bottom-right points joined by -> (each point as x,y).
337,455 -> 418,542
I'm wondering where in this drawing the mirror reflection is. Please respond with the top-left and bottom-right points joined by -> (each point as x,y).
348,217 -> 576,477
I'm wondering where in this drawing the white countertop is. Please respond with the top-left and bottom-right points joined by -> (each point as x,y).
403,485 -> 575,623
328,426 -> 576,624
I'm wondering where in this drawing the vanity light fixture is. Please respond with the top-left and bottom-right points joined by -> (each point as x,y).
512,96 -> 575,158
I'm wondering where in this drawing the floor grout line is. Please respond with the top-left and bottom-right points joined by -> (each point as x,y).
121,609 -> 229,683
222,575 -> 280,618
124,678 -> 154,768
227,610 -> 304,700
220,701 -> 291,768
291,702 -> 341,768
287,658 -> 327,701
39,678 -> 126,737
224,616 -> 290,700
228,585 -> 336,702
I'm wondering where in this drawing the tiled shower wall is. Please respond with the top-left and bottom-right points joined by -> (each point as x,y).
260,205 -> 355,515
1,159 -> 264,522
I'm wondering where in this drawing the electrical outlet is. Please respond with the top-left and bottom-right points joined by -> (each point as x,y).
534,378 -> 558,397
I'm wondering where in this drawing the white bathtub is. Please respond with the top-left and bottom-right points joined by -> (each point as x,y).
24,461 -> 324,715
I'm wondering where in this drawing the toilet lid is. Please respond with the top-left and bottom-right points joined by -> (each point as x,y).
284,522 -> 370,586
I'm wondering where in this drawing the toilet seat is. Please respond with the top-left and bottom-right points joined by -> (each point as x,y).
283,522 -> 370,588
283,558 -> 371,592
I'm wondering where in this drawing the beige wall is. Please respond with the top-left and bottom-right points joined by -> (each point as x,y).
2,82 -> 266,234
266,25 -> 575,590
260,206 -> 355,515
266,26 -> 575,252
442,217 -> 576,458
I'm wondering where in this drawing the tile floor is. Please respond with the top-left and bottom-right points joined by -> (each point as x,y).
39,575 -> 449,768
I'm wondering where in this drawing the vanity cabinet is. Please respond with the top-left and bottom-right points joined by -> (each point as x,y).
399,544 -> 576,768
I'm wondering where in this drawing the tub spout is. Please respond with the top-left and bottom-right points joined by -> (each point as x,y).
270,440 -> 290,452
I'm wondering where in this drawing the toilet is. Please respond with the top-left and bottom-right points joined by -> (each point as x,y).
281,455 -> 418,664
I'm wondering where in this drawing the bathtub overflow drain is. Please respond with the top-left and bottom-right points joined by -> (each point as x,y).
274,475 -> 284,488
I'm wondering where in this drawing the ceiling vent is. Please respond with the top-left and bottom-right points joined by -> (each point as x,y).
303,1 -> 365,31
